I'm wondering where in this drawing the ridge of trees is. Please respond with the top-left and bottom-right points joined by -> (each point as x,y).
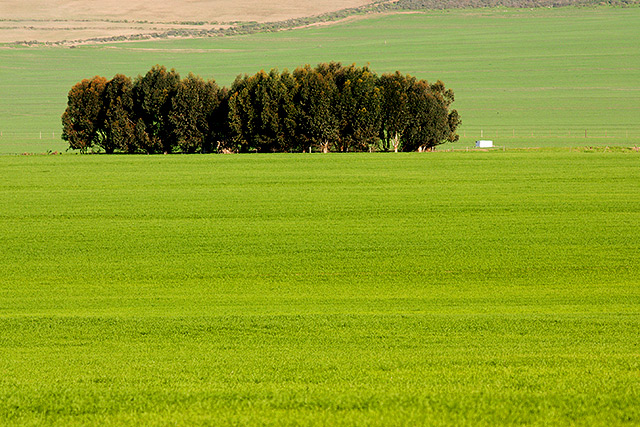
62,63 -> 460,154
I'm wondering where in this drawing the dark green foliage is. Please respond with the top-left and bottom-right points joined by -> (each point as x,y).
379,72 -> 414,152
278,70 -> 301,152
132,65 -> 180,153
167,73 -> 221,153
401,80 -> 460,151
380,73 -> 460,152
210,87 -> 231,151
292,65 -> 340,153
62,63 -> 460,153
227,80 -> 251,152
102,74 -> 135,154
61,76 -> 108,153
227,69 -> 298,153
333,64 -> 383,152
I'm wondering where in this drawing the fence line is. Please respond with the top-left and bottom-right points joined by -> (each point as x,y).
0,131 -> 62,141
459,129 -> 636,139
1,128 -> 638,138
0,129 -> 637,148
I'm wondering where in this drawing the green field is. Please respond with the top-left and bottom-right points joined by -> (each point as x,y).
1,6 -> 639,153
1,152 -> 639,424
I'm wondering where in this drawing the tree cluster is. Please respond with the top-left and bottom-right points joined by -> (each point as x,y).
62,63 -> 460,154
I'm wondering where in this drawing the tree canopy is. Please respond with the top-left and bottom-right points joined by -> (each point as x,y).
61,76 -> 108,153
62,63 -> 460,154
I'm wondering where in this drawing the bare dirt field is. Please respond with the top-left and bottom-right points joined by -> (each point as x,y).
0,20 -> 231,44
0,0 -> 373,43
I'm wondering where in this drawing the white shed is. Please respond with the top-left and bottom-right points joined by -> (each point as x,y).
475,140 -> 494,148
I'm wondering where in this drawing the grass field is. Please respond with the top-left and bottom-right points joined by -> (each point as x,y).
1,152 -> 639,424
1,6 -> 639,153
0,0 -> 372,45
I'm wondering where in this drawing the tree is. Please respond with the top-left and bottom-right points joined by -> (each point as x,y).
402,79 -> 460,151
167,73 -> 221,153
333,64 -> 382,152
227,69 -> 298,152
61,76 -> 107,153
102,74 -> 135,154
227,74 -> 255,152
379,71 -> 414,152
252,69 -> 282,152
429,80 -> 461,145
132,65 -> 180,153
277,70 -> 300,152
62,63 -> 460,154
292,64 -> 339,153
210,87 -> 231,152
379,75 -> 460,152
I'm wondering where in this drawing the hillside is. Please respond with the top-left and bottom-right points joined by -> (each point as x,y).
2,0 -> 373,22
0,0 -> 373,43
1,6 -> 638,153
4,0 -> 637,45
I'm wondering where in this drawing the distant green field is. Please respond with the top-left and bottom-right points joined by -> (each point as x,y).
1,6 -> 639,153
1,152 -> 638,424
